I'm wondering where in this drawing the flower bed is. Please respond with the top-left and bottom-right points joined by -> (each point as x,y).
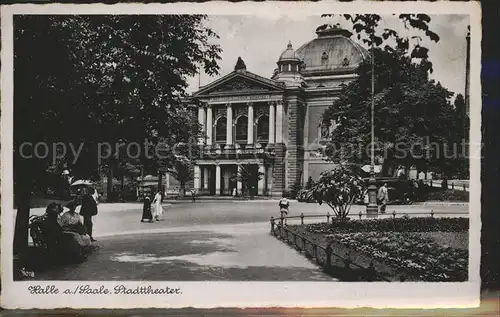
326,232 -> 468,281
299,217 -> 468,234
283,217 -> 469,281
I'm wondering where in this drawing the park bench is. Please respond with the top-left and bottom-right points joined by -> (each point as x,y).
29,214 -> 88,264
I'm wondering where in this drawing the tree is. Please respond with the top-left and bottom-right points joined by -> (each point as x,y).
318,14 -> 464,177
311,165 -> 365,219
14,15 -> 222,255
237,165 -> 264,198
168,157 -> 195,198
322,48 -> 459,177
320,14 -> 440,69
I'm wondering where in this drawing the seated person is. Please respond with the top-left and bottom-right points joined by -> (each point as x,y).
59,201 -> 92,248
40,203 -> 65,249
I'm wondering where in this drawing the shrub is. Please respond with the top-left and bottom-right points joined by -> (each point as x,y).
426,189 -> 469,202
311,165 -> 365,218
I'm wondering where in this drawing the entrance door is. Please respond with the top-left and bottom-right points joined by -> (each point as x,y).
228,165 -> 237,196
209,167 -> 216,196
221,165 -> 238,196
248,164 -> 259,197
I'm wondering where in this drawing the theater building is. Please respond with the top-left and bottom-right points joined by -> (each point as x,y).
183,25 -> 369,197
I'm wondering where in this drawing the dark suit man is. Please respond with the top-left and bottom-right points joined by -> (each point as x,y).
80,187 -> 98,242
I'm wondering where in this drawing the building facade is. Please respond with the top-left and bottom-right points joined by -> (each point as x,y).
185,25 -> 368,197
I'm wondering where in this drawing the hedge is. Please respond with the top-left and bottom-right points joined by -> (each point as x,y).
425,189 -> 469,202
300,217 -> 469,234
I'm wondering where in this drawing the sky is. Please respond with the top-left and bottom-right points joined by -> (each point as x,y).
186,14 -> 469,99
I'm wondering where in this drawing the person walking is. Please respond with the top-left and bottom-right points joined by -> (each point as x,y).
191,189 -> 196,203
141,194 -> 153,223
377,183 -> 389,213
80,187 -> 98,242
152,189 -> 163,221
278,196 -> 290,225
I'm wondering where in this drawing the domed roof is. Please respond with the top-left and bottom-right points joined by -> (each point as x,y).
295,24 -> 369,76
278,41 -> 300,62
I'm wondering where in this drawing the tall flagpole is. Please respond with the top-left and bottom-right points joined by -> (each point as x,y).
371,42 -> 375,172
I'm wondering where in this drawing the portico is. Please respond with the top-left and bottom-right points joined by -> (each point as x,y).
196,100 -> 284,147
194,98 -> 282,196
194,161 -> 271,196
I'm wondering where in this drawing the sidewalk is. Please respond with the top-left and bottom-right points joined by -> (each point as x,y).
31,223 -> 335,281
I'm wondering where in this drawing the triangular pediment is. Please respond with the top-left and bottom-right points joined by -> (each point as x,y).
193,70 -> 284,96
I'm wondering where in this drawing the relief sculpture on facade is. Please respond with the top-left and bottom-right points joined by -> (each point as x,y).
213,77 -> 268,92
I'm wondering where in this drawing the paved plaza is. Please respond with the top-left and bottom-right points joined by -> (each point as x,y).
26,200 -> 468,281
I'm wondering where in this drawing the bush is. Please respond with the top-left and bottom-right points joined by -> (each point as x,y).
311,165 -> 365,218
302,217 -> 469,234
426,189 -> 469,202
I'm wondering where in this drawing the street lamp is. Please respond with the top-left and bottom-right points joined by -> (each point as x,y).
366,42 -> 378,216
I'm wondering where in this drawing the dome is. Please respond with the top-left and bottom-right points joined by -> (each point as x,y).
278,41 -> 299,62
295,24 -> 369,76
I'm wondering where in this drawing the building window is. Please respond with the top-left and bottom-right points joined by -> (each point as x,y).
235,116 -> 248,142
215,117 -> 227,142
257,115 -> 269,141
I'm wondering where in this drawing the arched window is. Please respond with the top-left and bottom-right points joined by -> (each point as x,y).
257,115 -> 269,141
215,117 -> 227,142
235,116 -> 248,142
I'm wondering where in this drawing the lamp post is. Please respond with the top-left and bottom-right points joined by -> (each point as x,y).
366,42 -> 378,216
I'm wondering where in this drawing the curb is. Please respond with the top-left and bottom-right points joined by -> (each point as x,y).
414,201 -> 469,206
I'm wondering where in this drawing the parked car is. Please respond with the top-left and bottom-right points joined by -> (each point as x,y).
296,188 -> 316,203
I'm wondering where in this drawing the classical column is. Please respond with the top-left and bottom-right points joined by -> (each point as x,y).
197,107 -> 205,144
215,164 -> 221,195
203,167 -> 209,190
237,164 -> 243,195
267,166 -> 273,193
206,106 -> 213,145
226,103 -> 233,145
269,102 -> 276,143
194,165 -> 201,193
258,164 -> 265,195
275,101 -> 283,143
247,102 -> 254,144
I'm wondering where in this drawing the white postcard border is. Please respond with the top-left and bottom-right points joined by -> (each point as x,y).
1,1 -> 482,309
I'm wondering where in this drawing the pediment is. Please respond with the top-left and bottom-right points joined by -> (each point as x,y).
193,71 -> 284,96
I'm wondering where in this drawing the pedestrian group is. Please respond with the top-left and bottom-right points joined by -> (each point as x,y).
141,189 -> 164,222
